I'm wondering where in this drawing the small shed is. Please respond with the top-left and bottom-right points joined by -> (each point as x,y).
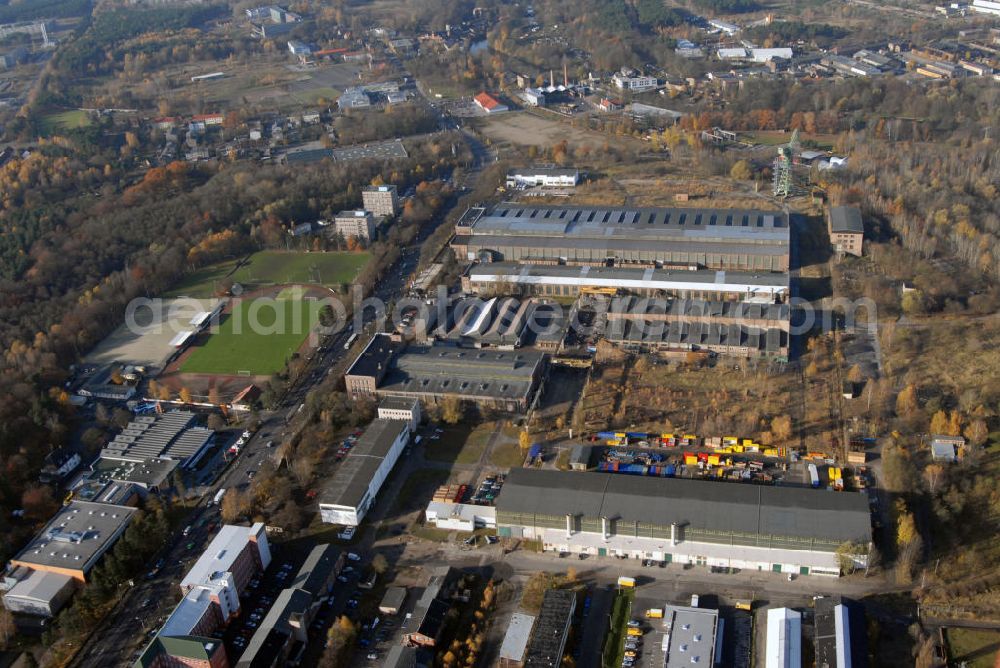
379,586 -> 407,615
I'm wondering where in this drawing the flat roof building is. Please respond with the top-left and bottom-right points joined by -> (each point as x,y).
499,612 -> 536,668
662,604 -> 720,667
362,184 -> 401,217
463,263 -> 790,302
524,589 -> 576,668
377,396 -> 422,431
827,206 -> 864,257
766,608 -> 802,668
135,636 -> 228,668
403,567 -> 456,648
289,543 -> 343,598
10,501 -> 138,582
317,419 -> 410,526
2,569 -> 75,617
495,469 -> 872,576
506,168 -> 580,189
180,522 -> 271,596
235,587 -> 313,667
815,597 -> 867,668
379,586 -> 408,616
452,203 -> 790,272
333,209 -> 376,242
344,333 -> 404,398
378,345 -> 547,412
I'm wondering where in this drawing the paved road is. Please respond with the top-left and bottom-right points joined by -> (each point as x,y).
70,119 -> 488,667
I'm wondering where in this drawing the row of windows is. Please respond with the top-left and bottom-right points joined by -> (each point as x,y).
480,248 -> 788,271
497,511 -> 843,551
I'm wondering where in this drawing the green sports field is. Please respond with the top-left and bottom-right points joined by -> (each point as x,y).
180,296 -> 322,375
165,251 -> 371,298
38,110 -> 94,135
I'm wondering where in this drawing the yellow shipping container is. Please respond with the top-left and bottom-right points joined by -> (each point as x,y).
723,436 -> 738,444
627,628 -> 643,637
763,448 -> 778,457
742,439 -> 753,446
614,432 -> 626,438
683,434 -> 697,440
707,455 -> 721,466
731,445 -> 744,453
661,433 -> 674,440
684,455 -> 698,465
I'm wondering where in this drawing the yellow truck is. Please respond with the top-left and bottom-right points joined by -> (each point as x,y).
617,576 -> 636,588
627,627 -> 643,637
645,608 -> 664,619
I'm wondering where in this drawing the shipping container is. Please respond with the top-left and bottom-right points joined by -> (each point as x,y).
707,454 -> 721,466
597,431 -> 617,439
664,465 -> 676,477
617,576 -> 636,588
684,455 -> 697,466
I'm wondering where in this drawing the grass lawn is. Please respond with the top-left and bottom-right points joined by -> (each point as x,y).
290,86 -> 341,105
602,588 -> 635,668
489,440 -> 526,468
425,423 -> 494,465
165,250 -> 371,298
180,296 -> 321,375
945,628 -> 1000,668
38,109 -> 93,135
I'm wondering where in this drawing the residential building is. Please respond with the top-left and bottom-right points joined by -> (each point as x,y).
377,396 -> 422,431
494,469 -> 872,576
523,590 -> 576,667
661,604 -> 720,667
9,501 -> 138,583
362,184 -> 401,217
827,206 -> 864,257
599,98 -> 623,112
474,92 -> 509,113
180,523 -> 271,597
136,524 -> 271,667
451,203 -> 791,272
505,168 -> 580,189
333,210 -> 376,242
766,608 -> 802,668
234,588 -> 312,667
499,613 -> 536,668
135,637 -> 229,668
317,419 -> 410,526
612,72 -> 658,92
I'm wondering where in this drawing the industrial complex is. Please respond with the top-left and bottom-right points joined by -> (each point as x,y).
494,469 -> 871,575
451,203 -> 790,272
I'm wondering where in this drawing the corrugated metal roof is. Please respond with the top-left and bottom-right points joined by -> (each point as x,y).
496,469 -> 871,544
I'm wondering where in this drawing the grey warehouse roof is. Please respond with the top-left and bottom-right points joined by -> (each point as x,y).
828,206 -> 863,234
345,334 -> 404,379
13,501 -> 138,573
379,344 -> 545,401
318,419 -> 409,509
470,202 -> 789,242
496,469 -> 871,544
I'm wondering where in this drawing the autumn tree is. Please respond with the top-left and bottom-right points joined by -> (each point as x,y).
179,387 -> 193,404
771,415 -> 793,442
441,396 -> 463,424
220,488 -> 250,523
729,160 -> 752,180
371,553 -> 389,574
964,418 -> 988,446
929,410 -> 949,435
519,429 -> 532,451
895,385 -> 919,416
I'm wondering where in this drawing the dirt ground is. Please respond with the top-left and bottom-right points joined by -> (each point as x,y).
476,111 -> 644,151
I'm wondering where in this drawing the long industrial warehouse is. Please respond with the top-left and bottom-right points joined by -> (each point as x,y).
494,469 -> 871,576
451,203 -> 791,271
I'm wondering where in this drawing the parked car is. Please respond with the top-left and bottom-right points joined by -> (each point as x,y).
347,552 -> 362,562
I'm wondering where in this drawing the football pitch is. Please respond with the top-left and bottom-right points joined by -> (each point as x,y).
165,251 -> 371,298
180,296 -> 322,375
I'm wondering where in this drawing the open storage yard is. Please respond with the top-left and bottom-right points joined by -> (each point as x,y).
477,110 -> 644,151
